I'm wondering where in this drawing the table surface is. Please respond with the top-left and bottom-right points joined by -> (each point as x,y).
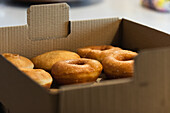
0,0 -> 169,33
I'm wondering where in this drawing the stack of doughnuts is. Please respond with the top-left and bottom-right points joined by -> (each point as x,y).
77,45 -> 122,62
2,53 -> 53,88
1,45 -> 138,87
77,45 -> 138,78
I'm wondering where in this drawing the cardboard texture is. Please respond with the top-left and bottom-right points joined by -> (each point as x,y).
0,3 -> 170,113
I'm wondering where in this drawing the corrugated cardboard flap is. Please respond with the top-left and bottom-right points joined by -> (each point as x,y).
27,3 -> 69,40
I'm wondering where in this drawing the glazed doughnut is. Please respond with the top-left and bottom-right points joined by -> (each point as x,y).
31,50 -> 80,71
2,53 -> 34,69
102,50 -> 138,78
77,45 -> 122,62
20,68 -> 53,88
51,58 -> 103,85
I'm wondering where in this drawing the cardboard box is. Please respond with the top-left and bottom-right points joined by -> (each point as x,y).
0,3 -> 170,113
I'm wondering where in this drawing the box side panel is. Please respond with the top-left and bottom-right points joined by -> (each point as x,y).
58,48 -> 170,113
0,18 -> 121,58
135,48 -> 170,113
121,19 -> 170,51
65,18 -> 121,51
0,56 -> 58,113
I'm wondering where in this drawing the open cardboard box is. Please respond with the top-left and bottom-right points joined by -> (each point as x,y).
0,3 -> 170,113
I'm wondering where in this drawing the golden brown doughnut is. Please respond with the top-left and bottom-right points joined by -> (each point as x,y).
102,50 -> 138,78
51,58 -> 103,85
77,45 -> 122,62
20,68 -> 53,88
31,50 -> 80,71
2,53 -> 34,69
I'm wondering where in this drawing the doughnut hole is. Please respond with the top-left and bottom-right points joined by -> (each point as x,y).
51,58 -> 103,85
73,62 -> 86,65
102,50 -> 138,78
68,60 -> 87,66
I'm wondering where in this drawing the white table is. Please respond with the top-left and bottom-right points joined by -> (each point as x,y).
0,0 -> 170,33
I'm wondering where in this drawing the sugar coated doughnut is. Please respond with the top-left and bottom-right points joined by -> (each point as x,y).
2,53 -> 34,69
31,50 -> 80,71
77,45 -> 122,62
51,58 -> 103,85
102,50 -> 138,78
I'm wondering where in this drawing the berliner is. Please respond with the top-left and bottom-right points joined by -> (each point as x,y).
77,45 -> 122,62
51,58 -> 103,85
20,68 -> 53,88
2,53 -> 34,69
31,50 -> 80,71
102,50 -> 138,78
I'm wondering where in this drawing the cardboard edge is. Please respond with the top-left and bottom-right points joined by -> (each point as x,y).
70,17 -> 120,22
0,25 -> 28,30
57,78 -> 133,93
29,2 -> 70,9
135,45 -> 170,58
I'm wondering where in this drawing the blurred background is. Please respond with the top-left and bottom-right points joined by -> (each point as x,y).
0,0 -> 169,33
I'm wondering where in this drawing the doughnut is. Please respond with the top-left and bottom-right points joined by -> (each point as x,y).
20,68 -> 53,88
2,53 -> 34,69
31,50 -> 80,71
102,50 -> 138,78
77,45 -> 122,62
51,58 -> 103,85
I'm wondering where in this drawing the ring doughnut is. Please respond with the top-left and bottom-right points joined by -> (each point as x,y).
102,50 -> 138,78
51,58 -> 103,85
77,45 -> 122,62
